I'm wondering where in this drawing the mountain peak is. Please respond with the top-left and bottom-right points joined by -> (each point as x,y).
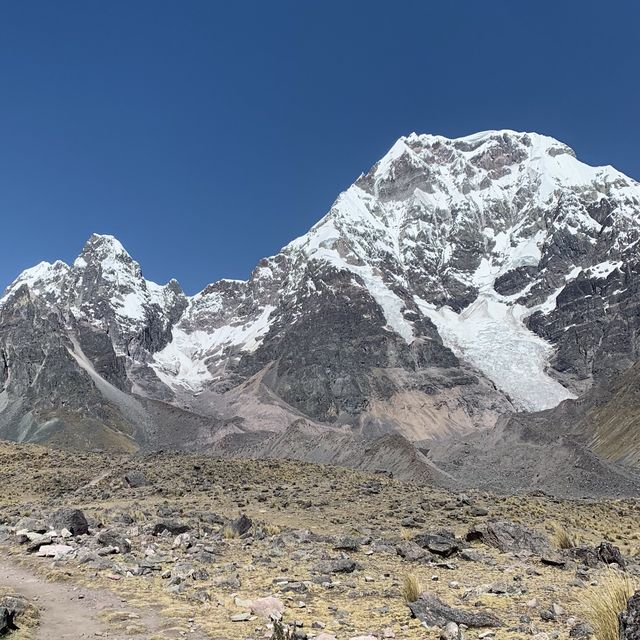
0,259 -> 70,304
80,233 -> 130,257
74,233 -> 138,274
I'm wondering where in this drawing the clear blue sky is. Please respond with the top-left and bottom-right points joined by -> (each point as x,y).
1,1 -> 638,294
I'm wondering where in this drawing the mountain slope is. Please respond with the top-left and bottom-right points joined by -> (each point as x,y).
426,364 -> 640,498
152,130 -> 640,416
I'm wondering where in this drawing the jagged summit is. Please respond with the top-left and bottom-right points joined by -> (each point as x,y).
74,233 -> 132,265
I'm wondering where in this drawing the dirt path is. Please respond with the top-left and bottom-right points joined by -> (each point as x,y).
0,558 -> 205,639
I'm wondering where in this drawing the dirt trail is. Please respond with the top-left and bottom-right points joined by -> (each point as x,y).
0,558 -> 204,639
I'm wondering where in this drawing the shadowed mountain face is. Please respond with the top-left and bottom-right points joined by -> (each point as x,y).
1,130 -> 640,495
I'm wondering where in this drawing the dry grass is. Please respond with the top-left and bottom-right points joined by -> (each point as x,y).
401,573 -> 422,603
583,569 -> 635,640
4,442 -> 640,640
262,522 -> 282,536
553,523 -> 578,549
400,527 -> 415,540
222,525 -> 239,539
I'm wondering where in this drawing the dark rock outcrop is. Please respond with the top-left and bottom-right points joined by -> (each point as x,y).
466,521 -> 550,555
51,508 -> 89,536
408,591 -> 503,628
620,591 -> 640,640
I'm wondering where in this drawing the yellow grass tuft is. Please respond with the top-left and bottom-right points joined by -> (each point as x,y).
222,525 -> 239,539
401,573 -> 422,603
553,524 -> 578,549
583,570 -> 635,640
262,523 -> 282,536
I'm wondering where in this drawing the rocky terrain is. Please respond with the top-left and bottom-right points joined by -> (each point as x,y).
0,441 -> 639,639
1,130 -> 640,496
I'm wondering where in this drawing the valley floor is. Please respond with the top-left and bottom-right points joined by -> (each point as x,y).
0,442 -> 638,639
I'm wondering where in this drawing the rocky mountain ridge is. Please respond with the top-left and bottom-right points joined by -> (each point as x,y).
2,129 -> 640,495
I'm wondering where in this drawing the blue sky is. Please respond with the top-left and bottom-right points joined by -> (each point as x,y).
1,1 -> 639,294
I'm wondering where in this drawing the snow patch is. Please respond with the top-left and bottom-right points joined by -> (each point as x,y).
415,293 -> 576,411
354,266 -> 414,343
586,260 -> 622,279
152,305 -> 276,391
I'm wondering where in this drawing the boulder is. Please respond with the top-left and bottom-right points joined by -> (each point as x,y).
153,520 -> 190,536
0,606 -> 17,635
313,559 -> 357,574
123,471 -> 147,488
567,546 -> 601,568
14,517 -> 47,533
0,596 -> 28,618
0,595 -> 31,635
414,531 -> 461,557
25,533 -> 55,553
408,591 -> 503,628
50,508 -> 89,536
36,544 -> 74,558
235,595 -> 284,618
440,621 -> 462,640
169,562 -> 195,585
597,541 -> 626,568
396,541 -> 430,562
228,514 -> 252,537
333,537 -> 360,551
97,529 -> 131,553
466,521 -> 550,555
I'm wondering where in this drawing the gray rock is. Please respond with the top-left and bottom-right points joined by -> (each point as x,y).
97,529 -> 131,553
597,541 -> 626,568
0,606 -> 17,635
414,531 -> 461,557
227,514 -> 252,537
620,590 -> 640,639
466,521 -> 550,556
14,517 -> 47,533
123,471 -> 147,488
153,520 -> 190,536
51,508 -> 89,536
397,541 -> 429,562
408,591 -> 502,628
313,559 -> 357,574
440,621 -> 462,640
333,537 -> 360,551
569,622 -> 593,638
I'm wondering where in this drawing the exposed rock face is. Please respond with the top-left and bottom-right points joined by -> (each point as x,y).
1,130 -> 640,496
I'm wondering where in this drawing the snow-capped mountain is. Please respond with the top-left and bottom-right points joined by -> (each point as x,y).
1,130 -> 640,457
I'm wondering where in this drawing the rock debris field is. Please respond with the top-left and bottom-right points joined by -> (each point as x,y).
0,442 -> 638,639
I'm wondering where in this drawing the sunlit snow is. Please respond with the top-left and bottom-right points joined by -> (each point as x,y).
152,305 -> 276,390
415,294 -> 576,411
